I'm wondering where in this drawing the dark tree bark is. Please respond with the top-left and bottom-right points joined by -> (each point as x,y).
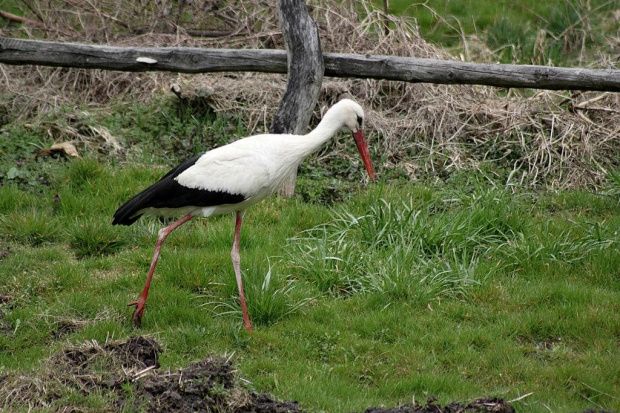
270,0 -> 324,197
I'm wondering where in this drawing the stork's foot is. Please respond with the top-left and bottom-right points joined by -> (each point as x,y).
127,299 -> 145,328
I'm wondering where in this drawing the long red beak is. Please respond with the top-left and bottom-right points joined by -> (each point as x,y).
353,130 -> 375,182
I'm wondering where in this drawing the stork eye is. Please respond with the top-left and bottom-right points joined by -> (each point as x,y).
356,115 -> 363,127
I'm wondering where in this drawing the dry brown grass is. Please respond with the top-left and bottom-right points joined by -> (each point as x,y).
1,0 -> 619,189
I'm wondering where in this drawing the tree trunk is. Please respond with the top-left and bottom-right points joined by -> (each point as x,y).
270,0 -> 324,197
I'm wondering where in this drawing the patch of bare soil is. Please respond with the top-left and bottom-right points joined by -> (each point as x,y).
0,312 -> 11,335
0,294 -> 14,335
364,397 -> 515,413
137,357 -> 302,412
0,336 -> 301,412
0,248 -> 10,261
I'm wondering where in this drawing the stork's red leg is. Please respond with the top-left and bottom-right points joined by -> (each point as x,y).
129,213 -> 194,327
231,211 -> 252,332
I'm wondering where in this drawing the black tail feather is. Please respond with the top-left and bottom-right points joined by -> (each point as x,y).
112,191 -> 148,226
112,154 -> 246,226
112,155 -> 203,226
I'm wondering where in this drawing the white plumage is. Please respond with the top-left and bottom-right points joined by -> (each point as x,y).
113,99 -> 375,331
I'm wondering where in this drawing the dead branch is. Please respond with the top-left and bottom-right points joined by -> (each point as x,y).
0,9 -> 45,28
1,37 -> 620,92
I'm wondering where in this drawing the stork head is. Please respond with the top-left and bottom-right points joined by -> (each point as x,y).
337,99 -> 365,133
336,99 -> 375,182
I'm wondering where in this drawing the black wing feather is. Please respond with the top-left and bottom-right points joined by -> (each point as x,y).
112,155 -> 246,226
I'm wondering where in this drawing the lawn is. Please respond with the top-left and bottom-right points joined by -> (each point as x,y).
0,0 -> 619,411
384,0 -> 618,65
0,104 -> 618,410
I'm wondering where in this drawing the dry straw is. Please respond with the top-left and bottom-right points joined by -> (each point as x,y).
1,0 -> 618,189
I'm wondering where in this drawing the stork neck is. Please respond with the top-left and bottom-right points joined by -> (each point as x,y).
300,109 -> 344,156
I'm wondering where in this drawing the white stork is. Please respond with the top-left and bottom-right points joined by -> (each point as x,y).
112,99 -> 375,332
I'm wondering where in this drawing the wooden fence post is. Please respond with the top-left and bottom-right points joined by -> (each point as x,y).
270,0 -> 324,198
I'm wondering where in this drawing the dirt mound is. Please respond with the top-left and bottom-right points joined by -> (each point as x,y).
0,335 -> 302,412
64,335 -> 160,365
138,357 -> 302,412
364,397 -> 515,413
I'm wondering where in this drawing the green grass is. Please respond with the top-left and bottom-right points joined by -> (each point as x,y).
0,0 -> 23,15
383,0 -> 617,65
1,1 -> 619,409
0,88 -> 618,411
0,152 -> 618,411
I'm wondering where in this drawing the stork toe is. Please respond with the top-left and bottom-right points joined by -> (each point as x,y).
128,300 -> 145,327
